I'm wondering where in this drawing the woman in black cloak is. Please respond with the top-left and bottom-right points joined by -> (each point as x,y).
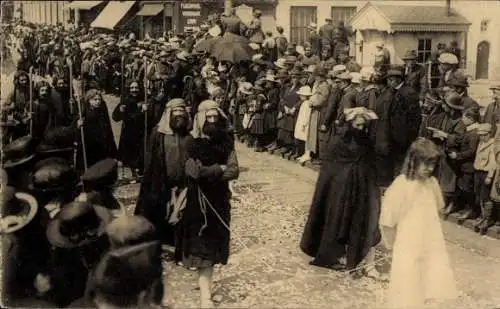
177,100 -> 239,308
76,89 -> 117,172
112,80 -> 154,182
300,107 -> 382,278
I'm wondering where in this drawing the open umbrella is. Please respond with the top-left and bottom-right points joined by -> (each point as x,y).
210,33 -> 254,63
195,32 -> 250,54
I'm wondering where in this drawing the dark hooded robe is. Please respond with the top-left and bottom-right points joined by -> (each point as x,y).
76,89 -> 117,172
174,101 -> 239,268
300,125 -> 381,270
112,90 -> 155,171
135,100 -> 191,245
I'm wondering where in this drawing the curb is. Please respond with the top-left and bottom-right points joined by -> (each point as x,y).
245,142 -> 500,241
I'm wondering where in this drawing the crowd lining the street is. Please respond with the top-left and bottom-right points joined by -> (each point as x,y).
0,7 -> 500,309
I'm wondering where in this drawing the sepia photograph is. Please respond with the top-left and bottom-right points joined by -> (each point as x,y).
0,0 -> 500,308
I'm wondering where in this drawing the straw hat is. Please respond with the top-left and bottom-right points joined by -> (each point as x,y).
350,72 -> 361,84
360,67 -> 375,81
239,82 -> 254,95
344,107 -> 378,122
402,50 -> 417,60
296,86 -> 313,96
438,52 -> 459,65
489,83 -> 500,90
337,72 -> 352,81
274,58 -> 287,69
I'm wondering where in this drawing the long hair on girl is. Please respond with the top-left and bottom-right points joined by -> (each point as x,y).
400,138 -> 441,180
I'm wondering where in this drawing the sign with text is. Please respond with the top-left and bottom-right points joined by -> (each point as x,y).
180,1 -> 204,31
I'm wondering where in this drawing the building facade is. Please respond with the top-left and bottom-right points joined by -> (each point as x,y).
13,1 -> 71,27
275,0 -> 500,81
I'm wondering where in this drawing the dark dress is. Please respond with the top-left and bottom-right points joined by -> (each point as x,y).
112,95 -> 154,171
76,101 -> 117,172
300,127 -> 381,270
175,136 -> 239,268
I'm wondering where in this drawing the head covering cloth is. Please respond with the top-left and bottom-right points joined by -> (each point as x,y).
190,100 -> 228,139
156,98 -> 188,135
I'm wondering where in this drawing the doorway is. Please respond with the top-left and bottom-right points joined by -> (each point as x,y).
475,41 -> 490,79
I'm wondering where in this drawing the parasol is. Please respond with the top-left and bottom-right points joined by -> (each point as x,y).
210,33 -> 254,63
194,32 -> 250,54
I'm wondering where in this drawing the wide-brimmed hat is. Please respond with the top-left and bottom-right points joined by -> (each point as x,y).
176,50 -> 190,61
376,42 -> 384,48
402,50 -> 417,60
36,126 -> 75,154
2,135 -> 37,169
337,72 -> 352,81
360,67 -> 375,81
350,72 -> 361,84
239,82 -> 254,95
82,158 -> 118,192
0,186 -> 38,234
29,157 -> 78,193
447,75 -> 469,88
284,56 -> 297,65
265,74 -> 278,83
386,66 -> 404,77
252,53 -> 266,65
307,22 -> 317,30
296,86 -> 313,96
438,52 -> 459,65
444,93 -> 465,110
274,58 -> 287,69
305,65 -> 316,73
344,107 -> 378,122
46,201 -> 113,248
91,241 -> 162,298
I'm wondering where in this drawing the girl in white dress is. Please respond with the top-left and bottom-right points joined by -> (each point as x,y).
380,138 -> 458,309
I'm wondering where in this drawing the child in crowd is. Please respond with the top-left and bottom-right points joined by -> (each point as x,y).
380,138 -> 458,309
447,106 -> 481,222
294,86 -> 312,160
473,123 -> 497,234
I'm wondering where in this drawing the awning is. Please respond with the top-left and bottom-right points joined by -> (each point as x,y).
91,1 -> 136,30
137,4 -> 164,16
68,1 -> 103,10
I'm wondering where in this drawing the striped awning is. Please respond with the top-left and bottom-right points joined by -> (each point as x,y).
136,4 -> 164,16
91,1 -> 136,30
68,1 -> 103,10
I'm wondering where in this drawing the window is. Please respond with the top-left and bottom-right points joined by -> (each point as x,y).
330,6 -> 357,24
290,6 -> 317,45
417,39 -> 432,63
480,19 -> 489,32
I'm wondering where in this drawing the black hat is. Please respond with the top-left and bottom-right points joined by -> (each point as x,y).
2,135 -> 37,169
36,126 -> 75,154
0,186 -> 38,234
29,157 -> 78,192
46,201 -> 113,248
386,65 -> 405,77
402,50 -> 417,60
81,158 -> 118,191
447,75 -> 469,88
92,241 -> 162,302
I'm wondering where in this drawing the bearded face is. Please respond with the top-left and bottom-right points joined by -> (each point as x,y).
202,109 -> 226,140
169,109 -> 189,133
56,79 -> 68,92
18,75 -> 29,88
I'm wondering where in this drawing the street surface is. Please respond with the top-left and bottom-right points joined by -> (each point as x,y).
1,61 -> 500,308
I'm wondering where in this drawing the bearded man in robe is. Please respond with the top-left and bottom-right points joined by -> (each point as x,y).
135,98 -> 191,247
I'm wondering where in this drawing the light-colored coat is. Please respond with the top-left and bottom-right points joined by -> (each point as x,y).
306,80 -> 330,153
294,100 -> 311,141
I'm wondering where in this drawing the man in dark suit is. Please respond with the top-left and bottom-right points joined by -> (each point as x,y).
402,50 -> 426,104
372,66 -> 422,188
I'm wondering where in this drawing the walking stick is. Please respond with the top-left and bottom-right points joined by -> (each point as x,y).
28,66 -> 34,136
120,53 -> 126,180
143,56 -> 148,173
77,81 -> 88,171
67,58 -> 74,115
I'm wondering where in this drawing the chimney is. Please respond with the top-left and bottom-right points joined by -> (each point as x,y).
445,0 -> 451,16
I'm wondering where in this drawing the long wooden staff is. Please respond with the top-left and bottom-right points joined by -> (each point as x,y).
143,56 -> 148,173
28,66 -> 34,136
68,57 -> 74,115
77,80 -> 88,171
120,53 -> 126,180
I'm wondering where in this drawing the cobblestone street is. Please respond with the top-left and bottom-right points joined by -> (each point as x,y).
112,124 -> 500,309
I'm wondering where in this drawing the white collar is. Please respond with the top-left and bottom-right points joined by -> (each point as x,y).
394,82 -> 404,90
